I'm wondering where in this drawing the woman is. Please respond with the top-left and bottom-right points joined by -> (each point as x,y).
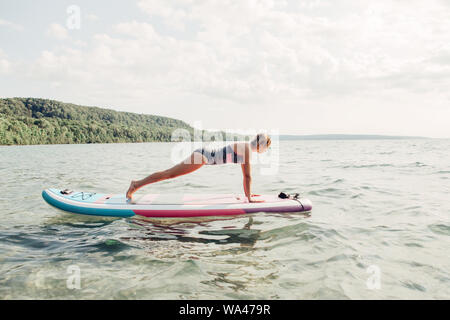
126,133 -> 272,203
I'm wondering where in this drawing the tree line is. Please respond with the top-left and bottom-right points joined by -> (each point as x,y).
0,98 -> 195,145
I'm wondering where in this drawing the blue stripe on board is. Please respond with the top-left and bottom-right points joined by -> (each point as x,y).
42,189 -> 135,218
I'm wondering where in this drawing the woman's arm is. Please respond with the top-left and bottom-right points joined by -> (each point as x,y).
240,143 -> 263,203
241,161 -> 252,201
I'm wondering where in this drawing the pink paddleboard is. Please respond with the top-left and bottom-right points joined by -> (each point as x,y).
43,189 -> 312,218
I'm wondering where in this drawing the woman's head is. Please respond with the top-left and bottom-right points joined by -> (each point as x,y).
250,133 -> 271,153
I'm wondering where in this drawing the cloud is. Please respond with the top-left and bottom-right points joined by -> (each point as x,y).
86,13 -> 99,22
26,0 -> 450,103
0,18 -> 24,31
74,40 -> 88,47
0,49 -> 11,74
24,1 -> 450,101
46,23 -> 69,40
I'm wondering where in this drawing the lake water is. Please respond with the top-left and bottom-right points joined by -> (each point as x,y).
0,140 -> 449,299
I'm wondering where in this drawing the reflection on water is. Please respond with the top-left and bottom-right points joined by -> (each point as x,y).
123,210 -> 311,247
126,216 -> 261,246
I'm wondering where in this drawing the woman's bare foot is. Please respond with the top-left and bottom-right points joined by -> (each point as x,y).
126,180 -> 139,200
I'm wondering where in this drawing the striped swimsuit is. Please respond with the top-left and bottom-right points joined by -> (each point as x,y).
194,144 -> 245,165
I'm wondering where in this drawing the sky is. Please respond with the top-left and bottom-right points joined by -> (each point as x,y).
1,0 -> 450,138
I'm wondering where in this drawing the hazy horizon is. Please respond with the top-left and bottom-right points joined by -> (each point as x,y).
1,1 -> 450,138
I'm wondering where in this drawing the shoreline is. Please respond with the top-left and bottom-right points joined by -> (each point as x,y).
0,137 -> 441,147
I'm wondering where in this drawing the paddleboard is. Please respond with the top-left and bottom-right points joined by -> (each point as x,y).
42,188 -> 312,218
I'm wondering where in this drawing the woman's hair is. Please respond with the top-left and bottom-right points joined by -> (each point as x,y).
251,133 -> 271,148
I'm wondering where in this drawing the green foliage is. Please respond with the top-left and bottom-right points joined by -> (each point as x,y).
0,98 -> 195,145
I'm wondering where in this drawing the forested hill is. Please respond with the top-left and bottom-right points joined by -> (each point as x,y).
0,98 -> 195,145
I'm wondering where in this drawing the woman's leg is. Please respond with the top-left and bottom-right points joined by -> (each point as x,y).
126,152 -> 206,199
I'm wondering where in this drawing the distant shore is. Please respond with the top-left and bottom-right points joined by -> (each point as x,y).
278,134 -> 430,140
